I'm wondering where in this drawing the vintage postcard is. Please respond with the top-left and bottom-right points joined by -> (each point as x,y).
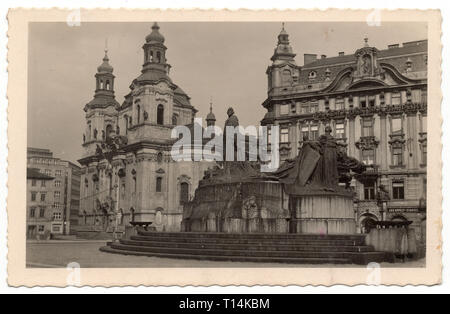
7,8 -> 442,286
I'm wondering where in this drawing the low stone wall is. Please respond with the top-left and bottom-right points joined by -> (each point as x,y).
366,228 -> 418,256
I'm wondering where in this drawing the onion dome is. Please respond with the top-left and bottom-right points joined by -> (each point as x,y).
97,50 -> 113,73
145,22 -> 165,44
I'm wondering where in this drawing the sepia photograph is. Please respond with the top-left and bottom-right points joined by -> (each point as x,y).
6,8 -> 442,287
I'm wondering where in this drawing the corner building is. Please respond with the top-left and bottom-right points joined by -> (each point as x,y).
78,23 -> 212,232
261,26 -> 427,242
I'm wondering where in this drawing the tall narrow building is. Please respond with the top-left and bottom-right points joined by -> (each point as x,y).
78,23 -> 213,233
261,25 -> 427,243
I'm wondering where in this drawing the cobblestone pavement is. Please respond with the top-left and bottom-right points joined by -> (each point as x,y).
26,241 -> 426,268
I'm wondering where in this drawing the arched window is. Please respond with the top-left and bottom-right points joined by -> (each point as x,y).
157,105 -> 164,125
130,208 -> 135,223
156,177 -> 162,192
100,80 -> 104,89
93,129 -> 98,139
88,124 -> 92,141
102,130 -> 105,141
136,105 -> 141,124
105,80 -> 110,90
180,182 -> 189,204
150,50 -> 154,62
106,124 -> 113,139
156,51 -> 161,63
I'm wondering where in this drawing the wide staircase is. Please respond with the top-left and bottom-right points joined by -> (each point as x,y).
100,230 -> 395,265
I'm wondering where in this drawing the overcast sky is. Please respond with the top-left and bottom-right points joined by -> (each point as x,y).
27,22 -> 427,164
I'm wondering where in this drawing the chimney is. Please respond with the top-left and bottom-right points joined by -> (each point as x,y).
388,44 -> 400,49
304,54 -> 317,65
338,51 -> 345,56
321,54 -> 327,59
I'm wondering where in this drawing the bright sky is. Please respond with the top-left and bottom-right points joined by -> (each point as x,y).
27,22 -> 427,164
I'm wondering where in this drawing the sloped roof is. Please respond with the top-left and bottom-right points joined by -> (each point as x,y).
27,168 -> 54,180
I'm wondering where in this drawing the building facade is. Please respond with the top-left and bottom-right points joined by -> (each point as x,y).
27,147 -> 81,237
78,23 -> 212,232
261,26 -> 427,242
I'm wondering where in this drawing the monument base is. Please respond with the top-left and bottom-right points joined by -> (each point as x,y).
291,194 -> 356,234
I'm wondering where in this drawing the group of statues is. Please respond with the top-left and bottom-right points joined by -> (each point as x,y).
202,107 -> 367,193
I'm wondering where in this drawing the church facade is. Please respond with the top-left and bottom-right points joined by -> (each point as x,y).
78,23 -> 213,232
261,26 -> 427,242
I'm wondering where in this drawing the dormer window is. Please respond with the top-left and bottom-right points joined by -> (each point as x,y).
308,71 -> 317,80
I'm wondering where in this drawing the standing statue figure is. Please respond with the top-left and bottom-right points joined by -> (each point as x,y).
223,107 -> 239,162
309,126 -> 340,188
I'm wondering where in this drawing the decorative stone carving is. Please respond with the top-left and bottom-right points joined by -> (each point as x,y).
355,136 -> 380,150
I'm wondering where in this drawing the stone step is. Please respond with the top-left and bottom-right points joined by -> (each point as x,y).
131,235 -> 364,247
124,238 -> 373,253
109,242 -> 381,261
100,245 -> 353,265
137,231 -> 366,241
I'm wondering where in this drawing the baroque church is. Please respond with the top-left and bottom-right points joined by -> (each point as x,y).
78,23 -> 214,232
261,25 -> 427,243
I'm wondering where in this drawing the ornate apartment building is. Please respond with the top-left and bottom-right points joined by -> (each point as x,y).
27,147 -> 81,238
78,23 -> 213,232
261,26 -> 427,241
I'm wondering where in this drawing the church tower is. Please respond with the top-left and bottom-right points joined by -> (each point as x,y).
266,23 -> 298,93
206,100 -> 216,127
82,48 -> 120,157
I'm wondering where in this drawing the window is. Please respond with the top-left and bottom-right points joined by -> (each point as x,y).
421,145 -> 427,165
38,225 -> 45,233
310,125 -> 319,140
156,177 -> 162,192
280,104 -> 289,115
362,118 -> 374,137
392,92 -> 401,105
157,105 -> 164,125
180,182 -> 189,204
335,122 -> 345,139
421,89 -> 427,104
136,105 -> 141,124
40,193 -> 46,202
362,149 -> 375,165
308,71 -> 317,79
391,117 -> 402,135
45,169 -> 52,176
31,179 -> 36,187
290,103 -> 296,113
39,207 -> 45,218
280,128 -> 289,143
41,180 -> 46,187
31,192 -> 36,202
267,128 -> 272,145
53,212 -> 62,221
360,97 -> 367,108
369,96 -> 375,107
392,146 -> 403,166
301,126 -> 309,141
335,99 -> 344,110
310,102 -> 318,113
392,181 -> 405,199
54,191 -> 61,200
301,104 -> 309,114
54,180 -> 61,187
30,207 -> 36,218
364,182 -> 376,200
55,170 -> 62,176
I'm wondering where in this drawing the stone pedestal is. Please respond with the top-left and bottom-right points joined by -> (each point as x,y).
292,194 -> 356,234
